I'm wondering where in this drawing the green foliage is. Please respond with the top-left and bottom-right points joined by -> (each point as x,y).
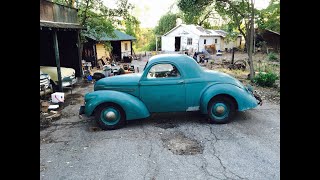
133,28 -> 156,52
267,52 -> 278,61
177,0 -> 214,25
257,0 -> 280,32
154,13 -> 179,36
253,71 -> 279,87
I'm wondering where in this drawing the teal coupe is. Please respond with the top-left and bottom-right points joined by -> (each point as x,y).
79,54 -> 262,130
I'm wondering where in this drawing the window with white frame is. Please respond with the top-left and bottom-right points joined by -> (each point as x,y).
187,38 -> 192,45
215,39 -> 217,44
204,39 -> 206,44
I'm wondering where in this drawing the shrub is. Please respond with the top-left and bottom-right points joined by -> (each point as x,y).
253,71 -> 279,87
267,52 -> 278,61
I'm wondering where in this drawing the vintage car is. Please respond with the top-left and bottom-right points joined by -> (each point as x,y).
40,70 -> 52,96
79,54 -> 262,130
40,66 -> 77,91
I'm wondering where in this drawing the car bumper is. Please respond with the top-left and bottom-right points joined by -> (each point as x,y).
253,91 -> 263,106
62,78 -> 77,87
79,105 -> 85,115
40,87 -> 52,96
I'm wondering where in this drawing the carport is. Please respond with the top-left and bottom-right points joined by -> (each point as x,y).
40,0 -> 84,91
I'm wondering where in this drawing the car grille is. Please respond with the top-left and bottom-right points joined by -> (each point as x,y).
40,78 -> 50,90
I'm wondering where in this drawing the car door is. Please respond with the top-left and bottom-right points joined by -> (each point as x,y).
139,62 -> 186,113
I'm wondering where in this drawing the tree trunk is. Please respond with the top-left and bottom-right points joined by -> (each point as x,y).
248,0 -> 255,81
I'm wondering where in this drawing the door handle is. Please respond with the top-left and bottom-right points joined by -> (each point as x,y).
178,80 -> 184,84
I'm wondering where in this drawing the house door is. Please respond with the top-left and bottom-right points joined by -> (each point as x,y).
175,37 -> 181,51
111,41 -> 121,61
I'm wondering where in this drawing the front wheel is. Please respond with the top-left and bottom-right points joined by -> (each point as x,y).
95,103 -> 126,130
207,96 -> 236,124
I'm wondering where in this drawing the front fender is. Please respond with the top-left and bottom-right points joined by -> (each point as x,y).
200,83 -> 258,114
84,90 -> 150,120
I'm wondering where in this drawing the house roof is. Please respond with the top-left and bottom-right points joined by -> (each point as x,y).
265,29 -> 280,35
86,29 -> 136,41
163,24 -> 222,37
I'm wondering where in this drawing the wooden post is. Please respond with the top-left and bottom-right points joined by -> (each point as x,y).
156,36 -> 158,52
231,47 -> 235,64
131,40 -> 133,56
53,30 -> 63,91
77,31 -> 83,76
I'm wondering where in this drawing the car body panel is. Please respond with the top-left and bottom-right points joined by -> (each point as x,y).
40,66 -> 77,87
81,54 -> 260,120
40,71 -> 52,96
84,90 -> 150,120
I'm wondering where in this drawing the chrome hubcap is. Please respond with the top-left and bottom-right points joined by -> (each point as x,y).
106,111 -> 116,121
216,106 -> 225,114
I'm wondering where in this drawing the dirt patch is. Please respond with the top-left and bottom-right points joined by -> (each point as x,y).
155,122 -> 177,129
61,93 -> 83,107
162,132 -> 203,155
40,113 -> 61,130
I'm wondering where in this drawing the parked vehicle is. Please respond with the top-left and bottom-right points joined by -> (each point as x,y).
79,54 -> 262,130
40,70 -> 52,96
40,66 -> 77,91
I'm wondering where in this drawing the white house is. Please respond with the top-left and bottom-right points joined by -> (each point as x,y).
161,24 -> 242,53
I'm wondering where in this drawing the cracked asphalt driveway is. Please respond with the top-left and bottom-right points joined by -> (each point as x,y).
40,84 -> 280,180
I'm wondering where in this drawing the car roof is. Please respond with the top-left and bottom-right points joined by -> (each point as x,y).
147,54 -> 203,78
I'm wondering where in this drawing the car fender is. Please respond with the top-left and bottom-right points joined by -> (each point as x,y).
200,83 -> 258,114
84,90 -> 150,120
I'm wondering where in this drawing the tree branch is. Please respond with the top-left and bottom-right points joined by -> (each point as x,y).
217,0 -> 246,19
81,0 -> 91,26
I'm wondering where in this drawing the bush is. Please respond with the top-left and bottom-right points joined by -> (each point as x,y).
267,52 -> 278,61
253,71 -> 279,87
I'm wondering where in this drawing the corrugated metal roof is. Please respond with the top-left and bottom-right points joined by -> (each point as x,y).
86,30 -> 136,41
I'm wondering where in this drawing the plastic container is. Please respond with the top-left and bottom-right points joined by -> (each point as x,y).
51,92 -> 64,103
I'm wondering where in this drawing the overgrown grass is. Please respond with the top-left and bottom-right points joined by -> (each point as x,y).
267,52 -> 279,62
214,68 -> 249,79
253,71 -> 279,87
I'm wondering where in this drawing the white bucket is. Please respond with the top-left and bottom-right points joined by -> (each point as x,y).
51,92 -> 65,103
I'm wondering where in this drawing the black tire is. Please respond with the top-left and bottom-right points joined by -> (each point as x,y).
207,96 -> 236,124
95,103 -> 126,130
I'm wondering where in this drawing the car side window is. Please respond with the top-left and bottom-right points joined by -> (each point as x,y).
147,64 -> 181,79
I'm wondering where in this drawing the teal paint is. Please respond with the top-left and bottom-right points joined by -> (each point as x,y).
84,90 -> 150,120
81,54 -> 260,121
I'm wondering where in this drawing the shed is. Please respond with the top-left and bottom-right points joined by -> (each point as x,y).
255,29 -> 280,53
40,0 -> 84,91
84,30 -> 136,65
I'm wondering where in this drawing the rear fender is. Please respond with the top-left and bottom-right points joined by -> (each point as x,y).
200,83 -> 258,114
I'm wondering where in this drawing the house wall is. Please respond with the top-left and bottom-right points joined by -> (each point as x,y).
96,43 -> 107,59
161,26 -> 200,52
223,37 -> 241,50
199,37 -> 215,51
120,41 -> 132,59
161,36 -> 175,52
212,37 -> 223,51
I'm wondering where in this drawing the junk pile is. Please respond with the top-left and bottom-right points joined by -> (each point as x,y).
40,92 -> 65,129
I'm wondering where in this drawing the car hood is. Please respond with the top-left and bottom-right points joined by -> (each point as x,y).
94,73 -> 142,90
203,70 -> 245,89
40,66 -> 75,81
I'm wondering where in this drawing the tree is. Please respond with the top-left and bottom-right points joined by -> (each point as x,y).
177,0 -> 216,26
154,13 -> 179,36
215,0 -> 257,81
257,0 -> 280,32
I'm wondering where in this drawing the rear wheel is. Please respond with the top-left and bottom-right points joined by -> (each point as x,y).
95,103 -> 126,130
207,96 -> 236,124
